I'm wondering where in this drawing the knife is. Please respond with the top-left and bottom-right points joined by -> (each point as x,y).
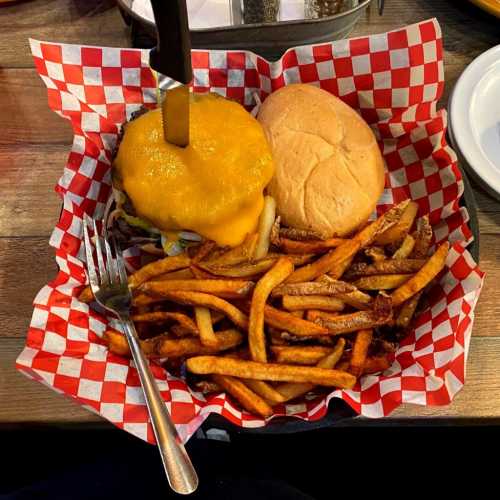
149,0 -> 193,147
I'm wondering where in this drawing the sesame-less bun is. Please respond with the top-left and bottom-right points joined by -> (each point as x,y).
257,84 -> 385,238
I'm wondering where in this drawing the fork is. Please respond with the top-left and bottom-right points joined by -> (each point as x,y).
83,216 -> 198,495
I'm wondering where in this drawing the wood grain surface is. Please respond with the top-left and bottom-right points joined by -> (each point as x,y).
0,0 -> 499,423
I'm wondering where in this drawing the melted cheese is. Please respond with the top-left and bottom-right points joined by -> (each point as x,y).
114,93 -> 274,246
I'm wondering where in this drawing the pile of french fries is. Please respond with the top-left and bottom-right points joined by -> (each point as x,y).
80,197 -> 449,418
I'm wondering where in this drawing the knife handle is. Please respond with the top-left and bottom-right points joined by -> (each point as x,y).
149,0 -> 193,84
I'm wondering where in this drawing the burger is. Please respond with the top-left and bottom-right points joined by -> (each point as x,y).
112,83 -> 385,253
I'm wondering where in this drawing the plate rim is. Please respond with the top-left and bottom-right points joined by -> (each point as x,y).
449,43 -> 500,199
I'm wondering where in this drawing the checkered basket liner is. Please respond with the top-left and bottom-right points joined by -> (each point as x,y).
17,19 -> 484,443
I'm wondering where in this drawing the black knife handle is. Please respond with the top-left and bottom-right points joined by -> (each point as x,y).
149,0 -> 193,84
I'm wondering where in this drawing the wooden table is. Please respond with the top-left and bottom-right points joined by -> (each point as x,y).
1,0 -> 499,425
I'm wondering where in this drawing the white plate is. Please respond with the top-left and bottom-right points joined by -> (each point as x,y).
449,44 -> 500,199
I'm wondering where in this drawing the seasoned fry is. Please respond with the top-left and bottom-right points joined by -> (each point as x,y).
313,307 -> 392,335
270,215 -> 281,247
207,233 -> 258,266
192,240 -> 217,263
199,258 -> 276,278
286,200 -> 410,283
128,253 -> 191,289
279,238 -> 345,254
140,279 -> 255,299
267,252 -> 316,266
187,356 -> 357,388
349,329 -> 373,377
279,227 -> 325,241
132,293 -> 165,307
282,295 -> 345,312
375,201 -> 418,245
213,375 -> 273,418
132,311 -> 198,334
195,307 -> 219,348
242,379 -> 287,404
275,338 -> 346,400
364,355 -> 391,374
271,345 -> 333,365
139,291 -> 248,329
254,195 -> 276,259
392,234 -> 415,259
262,304 -> 331,337
411,215 -> 433,258
306,310 -> 340,324
249,257 -> 294,362
343,259 -> 425,279
318,274 -> 372,310
104,328 -> 243,358
171,325 -> 195,337
351,274 -> 412,291
78,286 -> 94,303
396,290 -> 423,328
290,310 -> 305,318
271,280 -> 355,297
155,268 -> 195,281
364,246 -> 386,262
391,242 -> 449,306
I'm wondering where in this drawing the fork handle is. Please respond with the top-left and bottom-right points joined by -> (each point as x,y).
121,319 -> 198,494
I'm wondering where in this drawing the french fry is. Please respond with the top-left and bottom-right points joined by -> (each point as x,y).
140,279 -> 255,299
271,345 -> 333,365
270,215 -> 281,247
313,307 -> 392,335
139,291 -> 249,329
364,246 -> 386,262
351,274 -> 412,291
411,215 -> 433,258
267,252 -> 316,266
396,290 -> 423,328
254,195 -> 276,259
128,253 -> 191,289
282,295 -> 345,312
155,268 -> 195,281
391,242 -> 449,306
132,293 -> 165,307
364,355 -> 391,374
78,286 -> 94,303
318,275 -> 372,310
171,324 -> 196,337
290,310 -> 305,318
249,257 -> 294,362
207,233 -> 258,266
104,328 -> 243,358
279,227 -> 325,241
186,356 -> 357,388
392,234 -> 415,259
343,259 -> 425,279
286,200 -> 410,283
375,201 -> 418,245
271,280 -> 355,297
262,304 -> 331,337
242,379 -> 287,404
306,310 -> 340,324
132,311 -> 198,335
213,375 -> 273,418
199,258 -> 276,278
279,238 -> 345,254
195,307 -> 219,348
192,240 -> 217,263
275,338 -> 346,401
349,329 -> 373,377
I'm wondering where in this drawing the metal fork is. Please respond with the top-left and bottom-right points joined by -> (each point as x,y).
83,216 -> 198,495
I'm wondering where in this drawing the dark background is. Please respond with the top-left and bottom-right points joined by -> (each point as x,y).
2,421 -> 499,499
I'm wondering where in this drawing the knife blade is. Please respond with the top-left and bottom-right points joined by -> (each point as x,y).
149,0 -> 193,147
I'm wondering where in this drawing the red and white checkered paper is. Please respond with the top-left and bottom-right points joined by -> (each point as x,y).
17,19 -> 484,443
